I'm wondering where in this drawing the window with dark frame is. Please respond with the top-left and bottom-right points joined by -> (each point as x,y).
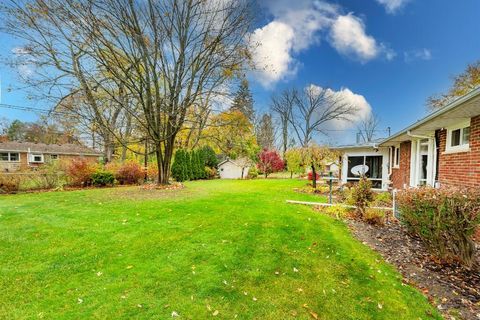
0,152 -> 20,161
346,155 -> 383,189
450,126 -> 470,148
9,153 -> 19,161
32,154 -> 44,163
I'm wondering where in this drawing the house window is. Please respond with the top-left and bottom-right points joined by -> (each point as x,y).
393,146 -> 400,168
50,154 -> 59,160
346,155 -> 383,189
31,154 -> 44,163
446,121 -> 471,153
0,152 -> 20,162
9,153 -> 19,161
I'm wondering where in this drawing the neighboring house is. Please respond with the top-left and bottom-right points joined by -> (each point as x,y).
218,158 -> 250,179
0,141 -> 102,172
337,87 -> 480,190
325,161 -> 340,176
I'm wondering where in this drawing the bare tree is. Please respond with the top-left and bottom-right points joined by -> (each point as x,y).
1,1 -> 135,162
289,85 -> 358,147
2,0 -> 253,184
270,89 -> 295,157
357,113 -> 380,143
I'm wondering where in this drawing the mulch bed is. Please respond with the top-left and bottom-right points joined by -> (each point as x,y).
346,219 -> 480,320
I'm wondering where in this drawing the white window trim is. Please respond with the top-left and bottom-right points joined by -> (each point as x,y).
393,145 -> 400,168
30,154 -> 45,163
0,152 -> 21,162
445,119 -> 471,154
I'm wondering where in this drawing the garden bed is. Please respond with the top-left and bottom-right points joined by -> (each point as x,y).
346,218 -> 480,320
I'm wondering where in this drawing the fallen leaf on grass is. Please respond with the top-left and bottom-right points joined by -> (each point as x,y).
126,265 -> 133,269
213,310 -> 219,316
77,298 -> 83,304
171,311 -> 179,317
310,311 -> 318,319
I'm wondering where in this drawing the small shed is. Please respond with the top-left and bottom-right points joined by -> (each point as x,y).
218,158 -> 250,179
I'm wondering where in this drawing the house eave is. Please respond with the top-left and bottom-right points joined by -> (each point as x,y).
380,87 -> 480,147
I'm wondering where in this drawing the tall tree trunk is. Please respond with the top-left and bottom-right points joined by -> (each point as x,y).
155,135 -> 176,185
311,164 -> 317,189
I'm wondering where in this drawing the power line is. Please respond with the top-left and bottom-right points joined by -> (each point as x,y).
0,103 -> 68,115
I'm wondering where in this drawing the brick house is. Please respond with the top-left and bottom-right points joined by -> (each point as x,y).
338,87 -> 480,190
0,141 -> 102,172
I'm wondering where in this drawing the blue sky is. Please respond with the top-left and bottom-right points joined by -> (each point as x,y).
1,0 -> 479,144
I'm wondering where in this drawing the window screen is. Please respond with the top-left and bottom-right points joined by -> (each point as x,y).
365,156 -> 382,179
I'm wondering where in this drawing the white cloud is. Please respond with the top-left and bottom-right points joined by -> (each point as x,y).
249,21 -> 297,88
329,14 -> 393,63
308,84 -> 372,129
375,0 -> 411,14
306,84 -> 374,145
249,0 -> 339,87
250,2 -> 394,87
404,48 -> 432,62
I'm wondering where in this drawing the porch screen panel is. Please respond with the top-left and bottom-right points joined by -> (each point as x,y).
365,156 -> 382,179
347,156 -> 364,178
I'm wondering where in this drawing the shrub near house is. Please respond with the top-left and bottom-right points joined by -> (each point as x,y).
397,187 -> 480,267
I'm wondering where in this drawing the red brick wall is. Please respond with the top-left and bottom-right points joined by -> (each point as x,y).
437,115 -> 480,188
391,141 -> 411,189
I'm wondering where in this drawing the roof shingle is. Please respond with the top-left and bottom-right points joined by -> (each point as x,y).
0,141 -> 102,156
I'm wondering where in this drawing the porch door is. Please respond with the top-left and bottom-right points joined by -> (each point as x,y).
411,138 -> 436,187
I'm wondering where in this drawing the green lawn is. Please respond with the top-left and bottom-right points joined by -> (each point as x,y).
0,179 -> 440,319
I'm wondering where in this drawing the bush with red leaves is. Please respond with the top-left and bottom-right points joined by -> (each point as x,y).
66,158 -> 97,187
307,171 -> 319,181
115,160 -> 144,185
257,149 -> 284,178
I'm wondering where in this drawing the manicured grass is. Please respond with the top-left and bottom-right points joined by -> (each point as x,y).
0,179 -> 440,319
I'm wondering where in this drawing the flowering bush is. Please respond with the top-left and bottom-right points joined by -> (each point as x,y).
66,158 -> 97,187
397,187 -> 480,267
307,171 -> 319,181
115,160 -> 144,185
